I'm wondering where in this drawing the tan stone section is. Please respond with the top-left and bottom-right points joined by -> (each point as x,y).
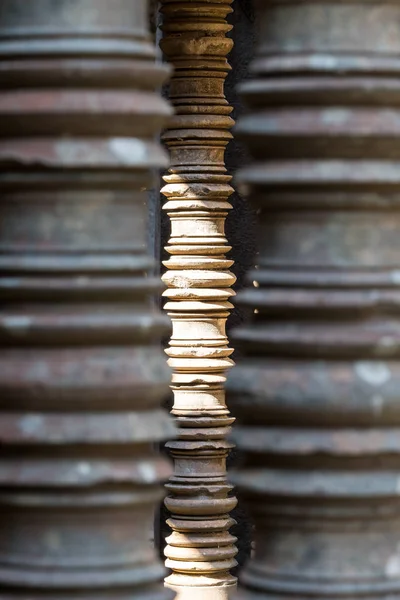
160,1 -> 238,598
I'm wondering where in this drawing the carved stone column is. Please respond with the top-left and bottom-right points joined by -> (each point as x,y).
159,1 -> 238,599
227,1 -> 400,599
0,1 -> 175,598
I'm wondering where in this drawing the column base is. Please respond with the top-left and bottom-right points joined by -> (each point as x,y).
165,579 -> 237,600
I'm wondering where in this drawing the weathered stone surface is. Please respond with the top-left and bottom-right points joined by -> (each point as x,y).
228,1 -> 400,599
159,1 -> 238,599
0,1 -> 175,598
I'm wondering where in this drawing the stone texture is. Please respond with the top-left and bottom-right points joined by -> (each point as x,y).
0,1 -> 175,598
159,1 -> 238,598
228,1 -> 400,599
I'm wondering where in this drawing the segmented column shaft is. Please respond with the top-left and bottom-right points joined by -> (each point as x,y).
0,1 -> 175,598
160,2 -> 238,599
228,1 -> 400,599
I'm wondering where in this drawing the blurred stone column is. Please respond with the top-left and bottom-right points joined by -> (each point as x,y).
228,1 -> 400,599
0,1 -> 175,598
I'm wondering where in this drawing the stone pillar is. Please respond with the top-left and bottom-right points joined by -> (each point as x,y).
0,1 -> 175,598
227,1 -> 400,599
159,1 -> 238,599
